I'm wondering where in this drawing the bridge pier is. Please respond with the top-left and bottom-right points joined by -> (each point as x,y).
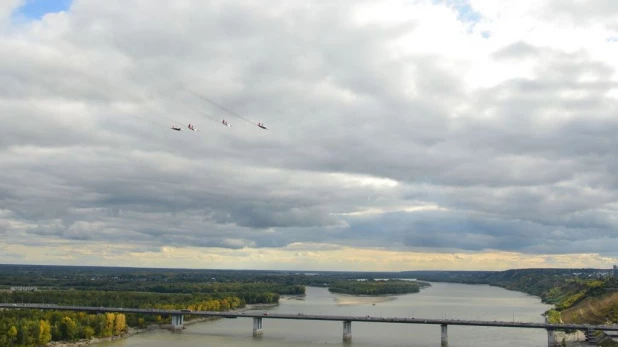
585,329 -> 600,345
547,329 -> 558,347
253,317 -> 263,336
441,324 -> 448,346
171,315 -> 184,330
343,321 -> 352,341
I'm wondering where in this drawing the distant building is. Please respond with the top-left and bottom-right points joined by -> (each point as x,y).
10,286 -> 37,291
613,265 -> 618,278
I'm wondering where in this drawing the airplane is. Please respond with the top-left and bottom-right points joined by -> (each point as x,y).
187,124 -> 199,132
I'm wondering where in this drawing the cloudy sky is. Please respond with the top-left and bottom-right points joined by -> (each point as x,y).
1,0 -> 618,271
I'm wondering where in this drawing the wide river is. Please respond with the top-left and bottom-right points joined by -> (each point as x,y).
99,282 -> 552,347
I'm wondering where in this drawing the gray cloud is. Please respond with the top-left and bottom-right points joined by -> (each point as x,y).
1,0 -> 618,263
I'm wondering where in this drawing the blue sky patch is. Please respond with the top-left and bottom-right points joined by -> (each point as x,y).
13,0 -> 72,20
433,0 -> 482,24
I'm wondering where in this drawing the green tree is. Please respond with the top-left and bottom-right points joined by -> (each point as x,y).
82,326 -> 95,340
60,316 -> 79,341
7,326 -> 17,346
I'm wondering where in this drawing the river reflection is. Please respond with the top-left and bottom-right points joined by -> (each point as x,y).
99,282 -> 552,347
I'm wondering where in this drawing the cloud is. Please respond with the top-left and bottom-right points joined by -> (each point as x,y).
544,0 -> 618,27
0,0 -> 23,27
1,0 -> 618,270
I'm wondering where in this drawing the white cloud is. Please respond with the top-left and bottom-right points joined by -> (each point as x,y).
0,0 -> 23,28
1,0 -> 618,270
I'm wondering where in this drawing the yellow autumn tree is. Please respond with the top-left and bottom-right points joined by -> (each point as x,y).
210,300 -> 221,311
221,299 -> 230,310
38,320 -> 52,345
103,313 -> 115,337
114,313 -> 127,335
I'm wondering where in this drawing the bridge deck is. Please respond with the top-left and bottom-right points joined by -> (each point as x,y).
2,303 -> 618,331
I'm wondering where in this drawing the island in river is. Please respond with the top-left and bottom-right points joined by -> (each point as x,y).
328,279 -> 431,295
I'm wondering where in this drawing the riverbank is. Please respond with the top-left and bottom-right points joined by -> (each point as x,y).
46,326 -> 150,347
44,302 -> 285,347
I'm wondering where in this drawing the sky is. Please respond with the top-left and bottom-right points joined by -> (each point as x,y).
11,0 -> 72,20
1,0 -> 618,271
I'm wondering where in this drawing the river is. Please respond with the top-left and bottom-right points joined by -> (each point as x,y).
98,282 -> 553,347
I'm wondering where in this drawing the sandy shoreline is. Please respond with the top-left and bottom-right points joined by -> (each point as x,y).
332,294 -> 398,306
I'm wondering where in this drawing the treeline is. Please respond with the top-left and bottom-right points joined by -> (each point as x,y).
3,290 -> 261,307
0,264 -> 417,289
57,282 -> 305,297
328,280 -> 422,295
0,310 -> 127,347
0,293 -> 244,346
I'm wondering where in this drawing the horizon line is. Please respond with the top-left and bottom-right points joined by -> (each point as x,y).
0,263 -> 613,273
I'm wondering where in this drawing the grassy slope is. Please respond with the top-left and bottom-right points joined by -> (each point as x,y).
558,292 -> 618,324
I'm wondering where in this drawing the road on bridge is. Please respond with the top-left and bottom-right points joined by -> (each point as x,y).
2,303 -> 618,332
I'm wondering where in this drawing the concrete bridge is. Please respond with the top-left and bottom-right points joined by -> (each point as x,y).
2,303 -> 617,346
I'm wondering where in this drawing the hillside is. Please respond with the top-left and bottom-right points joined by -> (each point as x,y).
557,292 -> 618,325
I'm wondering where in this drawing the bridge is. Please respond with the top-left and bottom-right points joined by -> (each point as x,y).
2,303 -> 617,346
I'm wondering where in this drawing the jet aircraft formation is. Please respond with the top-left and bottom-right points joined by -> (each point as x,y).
105,38 -> 268,134
164,87 -> 268,134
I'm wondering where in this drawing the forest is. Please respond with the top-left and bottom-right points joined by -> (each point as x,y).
0,310 -> 128,346
0,265 -> 307,346
0,264 -> 420,289
0,289 -> 248,346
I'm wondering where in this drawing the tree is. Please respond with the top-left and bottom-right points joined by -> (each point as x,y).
104,313 -> 115,337
61,316 -> 79,341
82,326 -> 95,340
38,320 -> 52,345
7,326 -> 17,347
114,314 -> 127,335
